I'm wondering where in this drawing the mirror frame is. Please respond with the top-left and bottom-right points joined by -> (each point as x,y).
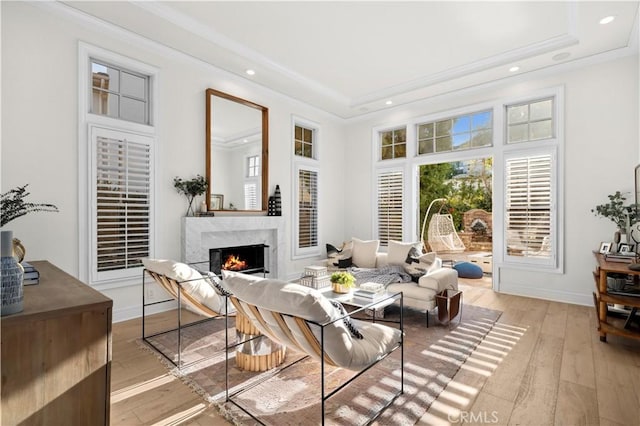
205,88 -> 269,212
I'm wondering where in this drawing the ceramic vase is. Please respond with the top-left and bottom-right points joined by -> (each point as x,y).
1,230 -> 24,316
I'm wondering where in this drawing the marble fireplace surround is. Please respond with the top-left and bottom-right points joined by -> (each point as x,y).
181,216 -> 285,278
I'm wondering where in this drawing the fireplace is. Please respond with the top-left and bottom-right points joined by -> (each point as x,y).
210,244 -> 269,277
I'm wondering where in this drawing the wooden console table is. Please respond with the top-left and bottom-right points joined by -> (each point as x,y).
593,252 -> 640,342
1,261 -> 113,425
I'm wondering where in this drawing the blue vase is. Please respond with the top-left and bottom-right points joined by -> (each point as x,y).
1,230 -> 24,316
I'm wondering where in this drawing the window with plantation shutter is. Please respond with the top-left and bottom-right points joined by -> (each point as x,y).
92,127 -> 152,282
244,182 -> 257,210
377,170 -> 404,247
505,153 -> 554,263
298,168 -> 318,249
293,165 -> 319,258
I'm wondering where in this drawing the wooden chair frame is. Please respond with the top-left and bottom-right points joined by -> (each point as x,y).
224,292 -> 404,425
142,268 -> 232,369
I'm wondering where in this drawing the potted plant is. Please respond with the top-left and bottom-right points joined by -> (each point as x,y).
592,191 -> 639,241
173,175 -> 208,217
330,271 -> 356,294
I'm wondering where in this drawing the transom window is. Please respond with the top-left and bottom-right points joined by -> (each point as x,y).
247,155 -> 260,178
506,98 -> 554,143
380,128 -> 406,160
91,60 -> 150,125
417,110 -> 492,155
294,125 -> 315,158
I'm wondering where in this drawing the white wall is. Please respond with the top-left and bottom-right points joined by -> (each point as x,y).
1,2 -> 346,321
343,54 -> 639,305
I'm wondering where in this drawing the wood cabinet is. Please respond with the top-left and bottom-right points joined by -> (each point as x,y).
1,261 -> 113,425
593,252 -> 640,342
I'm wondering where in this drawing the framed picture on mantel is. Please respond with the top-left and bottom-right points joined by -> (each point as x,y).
211,194 -> 224,210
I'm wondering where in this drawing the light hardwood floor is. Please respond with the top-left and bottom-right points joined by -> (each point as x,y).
110,279 -> 640,425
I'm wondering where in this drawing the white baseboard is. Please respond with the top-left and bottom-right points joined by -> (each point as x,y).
496,281 -> 592,306
112,300 -> 177,323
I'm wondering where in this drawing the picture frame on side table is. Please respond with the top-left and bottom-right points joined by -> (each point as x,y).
599,242 -> 612,254
618,243 -> 633,253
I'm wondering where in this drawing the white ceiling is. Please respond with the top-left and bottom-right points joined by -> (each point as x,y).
63,1 -> 639,118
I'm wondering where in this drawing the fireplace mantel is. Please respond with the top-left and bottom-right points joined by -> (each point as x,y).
181,216 -> 285,278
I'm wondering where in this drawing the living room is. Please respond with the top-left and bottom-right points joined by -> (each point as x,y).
2,1 -> 639,425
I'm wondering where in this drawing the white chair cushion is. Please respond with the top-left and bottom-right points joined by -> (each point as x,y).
351,238 -> 380,268
222,271 -> 401,371
142,258 -> 232,316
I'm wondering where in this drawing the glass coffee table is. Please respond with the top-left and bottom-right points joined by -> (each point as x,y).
320,286 -> 398,320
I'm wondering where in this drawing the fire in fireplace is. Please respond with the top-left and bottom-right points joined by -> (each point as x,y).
210,244 -> 269,277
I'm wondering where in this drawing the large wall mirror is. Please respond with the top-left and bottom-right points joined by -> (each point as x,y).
206,88 -> 268,212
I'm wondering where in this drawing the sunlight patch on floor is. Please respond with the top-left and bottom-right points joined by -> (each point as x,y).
111,374 -> 176,403
150,402 -> 207,426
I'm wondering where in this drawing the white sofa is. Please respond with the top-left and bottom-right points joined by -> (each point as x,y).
325,238 -> 459,313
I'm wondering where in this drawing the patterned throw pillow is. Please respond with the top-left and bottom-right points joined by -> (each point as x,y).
329,300 -> 363,339
201,271 -> 232,296
404,250 -> 437,276
327,241 -> 354,268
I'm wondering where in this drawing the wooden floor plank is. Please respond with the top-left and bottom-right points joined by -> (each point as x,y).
560,304 -> 596,389
553,380 -> 599,426
508,333 -> 564,425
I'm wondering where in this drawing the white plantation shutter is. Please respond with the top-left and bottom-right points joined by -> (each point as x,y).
505,153 -> 553,262
93,128 -> 152,281
377,171 -> 404,246
298,169 -> 318,249
244,181 -> 258,210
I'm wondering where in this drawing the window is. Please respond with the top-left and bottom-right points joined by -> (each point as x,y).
506,98 -> 553,143
244,155 -> 260,209
505,153 -> 554,263
380,128 -> 407,160
244,182 -> 258,210
80,43 -> 157,287
92,127 -> 153,282
294,167 -> 319,257
417,110 -> 492,155
294,125 -> 315,158
91,60 -> 150,125
247,155 -> 260,178
377,170 -> 404,246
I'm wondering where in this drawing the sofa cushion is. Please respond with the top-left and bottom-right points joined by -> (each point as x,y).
351,238 -> 379,268
327,241 -> 353,267
142,258 -> 231,315
387,240 -> 422,266
222,271 -> 401,371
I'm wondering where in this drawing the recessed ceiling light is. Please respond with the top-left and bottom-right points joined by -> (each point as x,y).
599,16 -> 615,25
509,66 -> 520,72
245,69 -> 256,76
385,100 -> 393,105
552,52 -> 571,61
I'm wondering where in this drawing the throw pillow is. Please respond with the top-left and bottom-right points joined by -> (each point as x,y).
327,241 -> 353,267
404,251 -> 437,276
387,240 -> 422,265
351,237 -> 379,268
328,300 -> 363,339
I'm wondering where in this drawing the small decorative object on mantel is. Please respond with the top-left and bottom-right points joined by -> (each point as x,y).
267,184 -> 282,216
592,191 -> 639,249
173,175 -> 208,217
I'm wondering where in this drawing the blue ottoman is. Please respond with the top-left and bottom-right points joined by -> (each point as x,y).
453,261 -> 483,279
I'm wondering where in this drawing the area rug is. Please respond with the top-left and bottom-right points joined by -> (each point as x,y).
140,304 -> 501,425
